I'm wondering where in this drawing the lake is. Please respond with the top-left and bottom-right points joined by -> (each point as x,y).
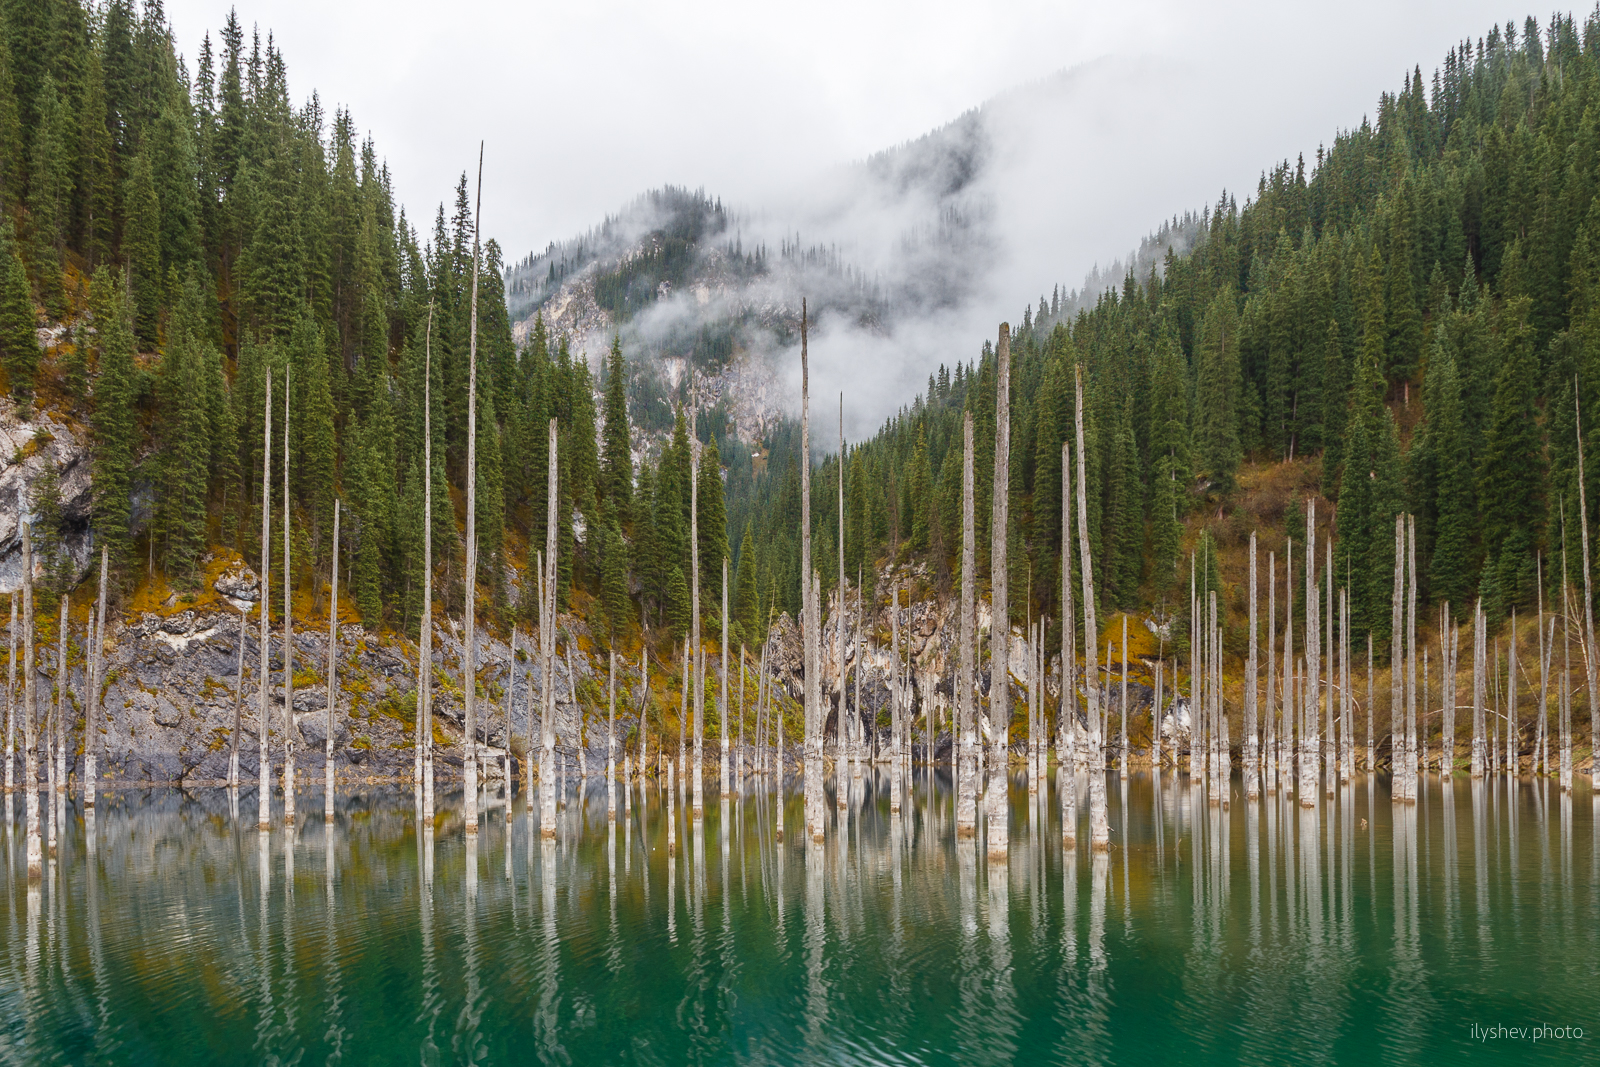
1,767 -> 1595,1064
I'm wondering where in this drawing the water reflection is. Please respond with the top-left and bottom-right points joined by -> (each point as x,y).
1,773 -> 1596,1064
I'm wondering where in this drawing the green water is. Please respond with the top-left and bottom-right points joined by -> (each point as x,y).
0,770 -> 1595,1065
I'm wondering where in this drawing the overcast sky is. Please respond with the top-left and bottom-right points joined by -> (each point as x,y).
163,1 -> 1529,276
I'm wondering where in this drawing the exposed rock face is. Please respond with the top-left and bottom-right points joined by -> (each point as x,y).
3,556 -> 1168,786
6,608 -> 625,787
0,397 -> 95,594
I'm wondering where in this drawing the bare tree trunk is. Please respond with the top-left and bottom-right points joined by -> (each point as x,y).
992,323 -> 1010,773
1301,505 -> 1319,807
89,548 -> 106,804
1060,440 -> 1075,770
7,599 -> 16,797
1472,598 -> 1486,779
1405,515 -> 1418,802
854,567 -> 865,775
22,523 -> 40,878
283,365 -> 295,826
689,383 -> 703,818
1388,514 -> 1404,795
607,648 -> 616,822
1367,634 -> 1374,774
541,418 -> 560,837
259,372 -> 273,832
1507,611 -> 1517,778
419,302 -> 434,812
1267,551 -> 1276,793
1244,533 -> 1258,799
1342,587 -> 1352,782
721,558 -> 731,797
326,499 -> 340,824
463,146 -> 484,836
1576,389 -> 1598,791
1073,367 -> 1108,850
838,396 -> 848,779
1119,615 -> 1128,775
1326,540 -> 1335,796
51,595 -> 65,857
800,302 -> 824,842
1283,538 -> 1293,793
956,410 -> 978,838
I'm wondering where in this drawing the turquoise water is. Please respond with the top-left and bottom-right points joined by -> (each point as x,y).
0,770 -> 1596,1065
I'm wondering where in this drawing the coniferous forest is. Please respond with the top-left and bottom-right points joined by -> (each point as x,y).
2,3 -> 1600,758
9,6 -> 1600,1064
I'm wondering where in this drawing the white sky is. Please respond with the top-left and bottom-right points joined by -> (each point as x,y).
164,0 -> 1529,432
164,1 -> 1525,269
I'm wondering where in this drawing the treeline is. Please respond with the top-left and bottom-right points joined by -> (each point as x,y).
0,1 -> 745,656
721,12 -> 1600,661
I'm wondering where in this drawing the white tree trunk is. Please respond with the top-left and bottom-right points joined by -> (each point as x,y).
1074,366 -> 1108,850
259,373 -> 273,831
419,303 -> 434,813
463,148 -> 483,837
22,523 -> 40,878
326,500 -> 340,823
956,411 -> 978,838
1245,532 -> 1258,799
283,366 -> 295,826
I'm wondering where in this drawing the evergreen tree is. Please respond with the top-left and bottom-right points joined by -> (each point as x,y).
90,266 -> 136,567
0,220 -> 37,410
600,336 -> 632,522
735,521 -> 759,642
697,432 -> 728,604
1476,297 -> 1545,614
123,151 -> 161,345
1194,288 -> 1243,490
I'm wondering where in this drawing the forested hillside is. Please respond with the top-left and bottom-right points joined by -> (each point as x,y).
732,11 -> 1600,667
6,3 -> 1600,691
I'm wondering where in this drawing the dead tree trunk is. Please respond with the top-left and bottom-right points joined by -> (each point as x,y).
325,499 -> 340,824
1246,532 -> 1259,800
463,145 -> 484,836
957,410 -> 978,839
541,419 -> 560,837
89,547 -> 106,804
259,372 -> 273,831
1267,550 -> 1276,793
418,301 -> 434,803
992,323 -> 1010,773
721,558 -> 732,797
22,523 -> 40,878
1074,366 -> 1108,850
690,382 -> 703,817
1472,598 -> 1486,779
283,364 -> 295,825
1576,388 -> 1598,791
800,301 -> 824,842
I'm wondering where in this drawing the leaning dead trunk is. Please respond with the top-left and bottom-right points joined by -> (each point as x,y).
1074,366 -> 1109,850
259,372 -> 273,831
463,147 -> 484,836
325,500 -> 340,824
22,523 -> 40,878
956,411 -> 978,839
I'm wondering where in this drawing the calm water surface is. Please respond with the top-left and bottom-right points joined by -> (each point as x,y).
1,769 -> 1596,1065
